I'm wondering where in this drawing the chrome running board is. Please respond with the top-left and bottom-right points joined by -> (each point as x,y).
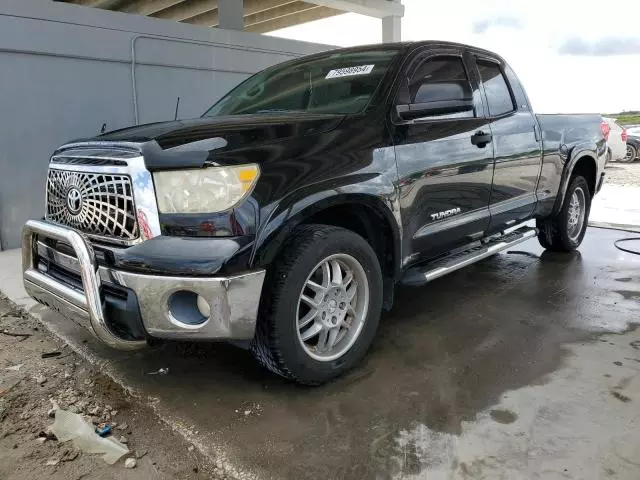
401,226 -> 537,286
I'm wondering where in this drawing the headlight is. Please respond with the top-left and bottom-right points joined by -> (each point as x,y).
153,164 -> 259,214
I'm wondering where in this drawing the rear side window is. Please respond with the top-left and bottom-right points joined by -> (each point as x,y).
477,60 -> 515,116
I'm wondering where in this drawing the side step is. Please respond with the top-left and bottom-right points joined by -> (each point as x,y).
401,226 -> 538,286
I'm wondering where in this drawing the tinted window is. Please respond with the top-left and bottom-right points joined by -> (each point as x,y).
203,49 -> 401,116
409,57 -> 471,105
477,60 -> 515,116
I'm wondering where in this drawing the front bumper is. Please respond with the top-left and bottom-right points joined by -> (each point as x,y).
22,220 -> 265,350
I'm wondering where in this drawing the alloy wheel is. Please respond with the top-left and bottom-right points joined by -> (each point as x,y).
295,253 -> 369,362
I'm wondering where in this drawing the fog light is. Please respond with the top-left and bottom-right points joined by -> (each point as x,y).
167,291 -> 208,326
196,295 -> 211,318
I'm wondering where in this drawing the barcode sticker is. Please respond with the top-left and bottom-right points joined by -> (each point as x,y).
325,64 -> 375,79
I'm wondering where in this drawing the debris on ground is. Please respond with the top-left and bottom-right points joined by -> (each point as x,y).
48,398 -> 60,418
136,450 -> 148,459
0,292 -> 218,478
95,422 -> 112,437
611,391 -> 632,403
41,350 -> 62,359
1,329 -> 32,339
147,367 -> 169,376
124,457 -> 137,469
38,430 -> 57,442
236,402 -> 263,418
51,409 -> 129,464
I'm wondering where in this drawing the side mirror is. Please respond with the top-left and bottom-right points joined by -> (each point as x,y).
396,99 -> 474,121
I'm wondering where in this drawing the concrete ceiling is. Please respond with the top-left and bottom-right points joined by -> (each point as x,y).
60,0 -> 346,33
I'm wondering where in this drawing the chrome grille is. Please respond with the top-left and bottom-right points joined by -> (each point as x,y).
46,168 -> 139,242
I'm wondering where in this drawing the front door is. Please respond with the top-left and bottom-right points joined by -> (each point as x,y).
391,49 -> 495,266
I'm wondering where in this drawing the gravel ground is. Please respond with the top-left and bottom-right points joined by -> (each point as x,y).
605,161 -> 640,187
0,294 -> 220,480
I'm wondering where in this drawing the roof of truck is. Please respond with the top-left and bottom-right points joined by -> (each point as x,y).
306,40 -> 506,63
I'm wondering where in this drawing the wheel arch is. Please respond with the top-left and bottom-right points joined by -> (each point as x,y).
552,150 -> 598,215
251,192 -> 402,307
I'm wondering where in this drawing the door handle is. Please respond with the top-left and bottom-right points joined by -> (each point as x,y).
471,131 -> 492,148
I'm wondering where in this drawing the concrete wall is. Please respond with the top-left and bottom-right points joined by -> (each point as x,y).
0,0 -> 331,250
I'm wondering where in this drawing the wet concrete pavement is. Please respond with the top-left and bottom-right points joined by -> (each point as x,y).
590,183 -> 640,230
1,227 -> 639,479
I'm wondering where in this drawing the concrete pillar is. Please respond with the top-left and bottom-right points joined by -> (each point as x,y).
218,0 -> 244,31
382,15 -> 401,43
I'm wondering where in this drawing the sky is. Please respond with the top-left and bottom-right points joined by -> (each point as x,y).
268,0 -> 640,114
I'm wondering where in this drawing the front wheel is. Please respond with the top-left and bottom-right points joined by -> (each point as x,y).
251,224 -> 383,385
537,175 -> 591,252
623,144 -> 638,163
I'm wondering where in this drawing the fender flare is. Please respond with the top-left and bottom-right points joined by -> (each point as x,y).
552,146 -> 598,215
251,187 -> 403,279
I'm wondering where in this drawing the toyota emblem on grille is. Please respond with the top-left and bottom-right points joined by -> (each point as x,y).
66,187 -> 83,215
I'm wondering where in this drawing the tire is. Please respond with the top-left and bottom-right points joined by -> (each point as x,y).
622,144 -> 637,163
250,224 -> 383,385
537,175 -> 591,252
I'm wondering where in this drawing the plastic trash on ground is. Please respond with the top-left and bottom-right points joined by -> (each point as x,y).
95,422 -> 112,437
51,409 -> 129,464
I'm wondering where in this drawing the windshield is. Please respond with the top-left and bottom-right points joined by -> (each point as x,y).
203,49 -> 401,117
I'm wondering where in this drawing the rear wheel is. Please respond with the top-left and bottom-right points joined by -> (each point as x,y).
251,224 -> 383,385
623,144 -> 638,163
537,175 -> 591,252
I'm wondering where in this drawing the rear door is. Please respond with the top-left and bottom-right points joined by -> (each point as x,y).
391,47 -> 494,265
472,56 -> 542,233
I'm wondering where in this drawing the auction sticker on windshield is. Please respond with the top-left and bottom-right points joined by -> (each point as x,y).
326,65 -> 375,79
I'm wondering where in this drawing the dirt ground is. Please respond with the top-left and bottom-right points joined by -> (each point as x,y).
605,160 -> 640,186
0,293 -> 223,480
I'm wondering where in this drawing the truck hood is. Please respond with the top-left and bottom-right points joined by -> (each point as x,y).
86,113 -> 345,170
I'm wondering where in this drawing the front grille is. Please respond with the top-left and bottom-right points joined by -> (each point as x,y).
46,168 -> 139,242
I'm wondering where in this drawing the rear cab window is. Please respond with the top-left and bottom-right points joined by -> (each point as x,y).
476,60 -> 516,117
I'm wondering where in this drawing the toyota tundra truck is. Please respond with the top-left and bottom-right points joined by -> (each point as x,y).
22,42 -> 606,384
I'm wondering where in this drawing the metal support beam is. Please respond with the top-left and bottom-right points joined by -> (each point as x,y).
245,2 -> 317,27
245,5 -> 341,32
152,0 -> 217,21
184,1 -> 338,29
153,0 -> 300,23
122,0 -> 185,16
382,14 -> 401,42
183,8 -> 219,26
67,0 -> 132,8
218,0 -> 244,30
305,0 -> 403,18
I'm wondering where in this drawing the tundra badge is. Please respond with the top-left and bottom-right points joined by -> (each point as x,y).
431,207 -> 461,221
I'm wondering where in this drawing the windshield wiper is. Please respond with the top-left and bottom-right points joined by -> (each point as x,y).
255,109 -> 303,114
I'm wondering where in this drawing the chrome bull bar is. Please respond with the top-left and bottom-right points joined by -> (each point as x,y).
22,219 -> 146,350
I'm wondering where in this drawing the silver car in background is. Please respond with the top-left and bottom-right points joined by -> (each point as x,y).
602,117 -> 628,162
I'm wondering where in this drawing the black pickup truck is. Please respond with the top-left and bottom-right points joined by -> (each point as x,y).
23,41 -> 606,384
